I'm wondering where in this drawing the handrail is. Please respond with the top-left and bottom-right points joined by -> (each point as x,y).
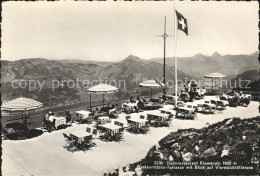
1,103 -> 113,122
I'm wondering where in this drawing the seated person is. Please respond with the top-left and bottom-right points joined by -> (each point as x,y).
221,92 -> 228,100
130,96 -> 134,103
65,110 -> 72,123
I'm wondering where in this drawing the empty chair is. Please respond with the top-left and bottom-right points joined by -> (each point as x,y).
17,131 -> 27,140
119,122 -> 124,127
161,110 -> 166,114
119,127 -> 124,133
216,101 -> 226,110
168,114 -> 174,119
63,133 -> 74,148
140,115 -> 145,119
1,128 -> 9,140
86,127 -> 91,133
202,104 -> 211,113
92,129 -> 98,136
125,115 -> 131,120
210,100 -> 216,105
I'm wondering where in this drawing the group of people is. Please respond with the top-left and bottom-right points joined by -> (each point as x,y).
220,90 -> 250,107
43,111 -> 56,131
179,81 -> 206,102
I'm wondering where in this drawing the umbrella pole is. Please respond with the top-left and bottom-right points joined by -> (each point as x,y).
151,88 -> 153,99
103,94 -> 105,108
90,93 -> 92,112
212,78 -> 214,94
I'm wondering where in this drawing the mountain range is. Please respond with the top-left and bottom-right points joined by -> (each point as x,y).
150,51 -> 259,79
1,52 -> 259,106
0,55 -> 189,106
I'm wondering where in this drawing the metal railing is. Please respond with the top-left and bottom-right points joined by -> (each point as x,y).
1,102 -> 115,124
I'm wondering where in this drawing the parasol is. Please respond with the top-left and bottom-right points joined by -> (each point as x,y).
205,72 -> 225,94
139,80 -> 165,98
87,84 -> 118,110
1,97 -> 43,124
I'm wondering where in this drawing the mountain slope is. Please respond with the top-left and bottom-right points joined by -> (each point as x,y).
99,55 -> 190,91
151,52 -> 259,79
227,70 -> 259,89
1,56 -> 190,106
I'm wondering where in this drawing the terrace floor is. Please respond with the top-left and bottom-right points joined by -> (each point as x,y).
2,96 -> 260,176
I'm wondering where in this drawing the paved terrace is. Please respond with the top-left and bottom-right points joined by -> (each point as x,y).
2,96 -> 260,176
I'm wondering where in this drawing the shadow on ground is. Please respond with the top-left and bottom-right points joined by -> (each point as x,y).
6,129 -> 44,140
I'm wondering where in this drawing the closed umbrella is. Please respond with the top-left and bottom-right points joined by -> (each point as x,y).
87,84 -> 118,111
139,80 -> 164,98
205,72 -> 225,94
1,97 -> 43,124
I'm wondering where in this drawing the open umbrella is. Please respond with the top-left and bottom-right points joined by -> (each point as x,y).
139,80 -> 165,98
205,72 -> 225,94
1,97 -> 43,124
87,84 -> 118,111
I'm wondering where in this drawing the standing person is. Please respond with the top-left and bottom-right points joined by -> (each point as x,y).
258,98 -> 260,113
186,81 -> 191,92
43,113 -> 48,128
201,87 -> 206,97
130,95 -> 134,103
65,110 -> 71,124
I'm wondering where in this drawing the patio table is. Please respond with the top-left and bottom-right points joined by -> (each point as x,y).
98,116 -> 110,125
99,123 -> 123,133
49,116 -> 66,128
70,131 -> 92,144
147,111 -> 169,120
127,118 -> 149,134
99,123 -> 124,141
122,102 -> 138,112
147,110 -> 169,127
108,108 -> 116,114
159,108 -> 176,115
75,110 -> 92,122
128,118 -> 148,127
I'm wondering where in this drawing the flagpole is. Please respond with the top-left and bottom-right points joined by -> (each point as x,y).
174,4 -> 178,107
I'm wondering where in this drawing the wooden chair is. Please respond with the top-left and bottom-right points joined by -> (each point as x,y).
63,133 -> 73,148
17,131 -> 27,140
92,129 -> 98,136
216,101 -> 226,110
125,115 -> 131,120
1,128 -> 9,140
210,100 -> 216,105
86,127 -> 91,133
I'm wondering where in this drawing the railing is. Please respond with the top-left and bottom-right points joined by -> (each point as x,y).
1,103 -> 113,124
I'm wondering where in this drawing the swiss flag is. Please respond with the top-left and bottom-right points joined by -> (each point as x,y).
176,10 -> 188,36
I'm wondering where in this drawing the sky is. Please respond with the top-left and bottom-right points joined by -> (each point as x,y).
1,1 -> 259,61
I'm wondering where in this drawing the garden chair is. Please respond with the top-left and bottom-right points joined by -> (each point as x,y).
140,115 -> 145,119
17,131 -> 27,140
86,127 -> 91,133
63,133 -> 74,148
210,100 -> 216,105
1,128 -> 9,140
216,101 -> 226,110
